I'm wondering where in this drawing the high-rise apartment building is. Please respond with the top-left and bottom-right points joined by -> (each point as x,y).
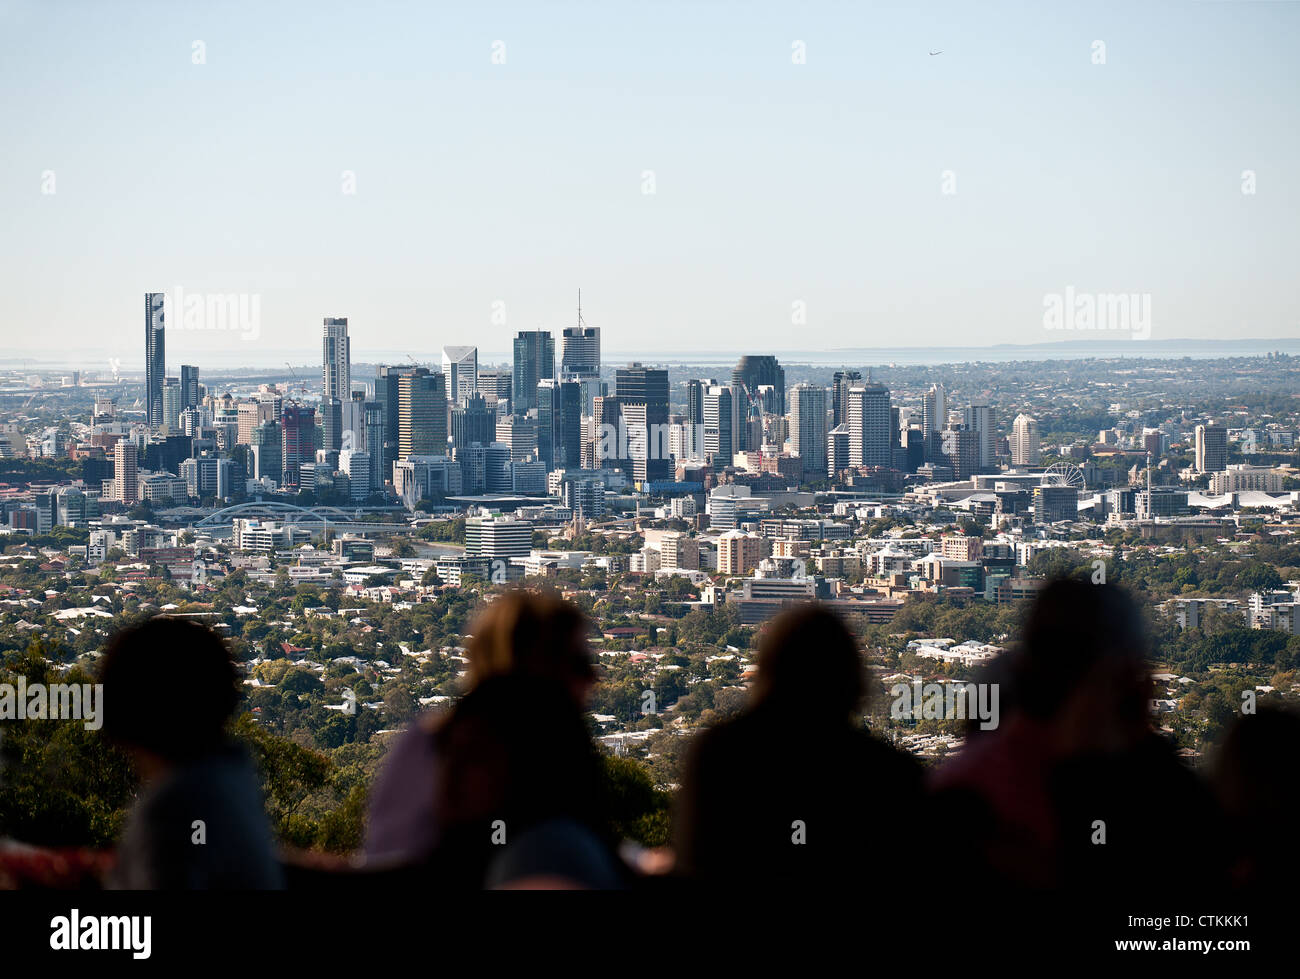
788,382 -> 828,479
145,292 -> 166,429
963,402 -> 995,471
322,318 -> 351,402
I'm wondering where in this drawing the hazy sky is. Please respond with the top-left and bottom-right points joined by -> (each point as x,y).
2,0 -> 1297,367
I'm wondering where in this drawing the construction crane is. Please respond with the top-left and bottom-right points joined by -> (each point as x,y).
284,362 -> 309,398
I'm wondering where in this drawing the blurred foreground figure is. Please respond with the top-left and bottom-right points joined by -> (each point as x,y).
364,590 -> 600,870
100,618 -> 283,889
933,578 -> 1225,893
1211,706 -> 1300,892
429,672 -> 624,889
674,605 -> 924,886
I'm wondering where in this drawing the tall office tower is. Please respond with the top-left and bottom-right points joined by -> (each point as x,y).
442,345 -> 478,405
921,383 -> 947,461
1195,424 -> 1228,473
250,420 -> 283,484
320,396 -> 343,452
512,331 -> 555,414
536,379 -> 581,471
847,383 -> 892,468
113,440 -> 139,504
398,369 -> 448,459
561,326 -> 600,377
683,378 -> 711,458
827,424 -> 851,480
588,395 -> 622,470
376,365 -> 418,477
281,405 -> 317,488
789,383 -> 828,478
322,318 -> 351,402
161,378 -> 183,432
145,292 -> 166,429
832,371 -> 862,428
615,364 -> 671,482
704,385 -> 735,467
942,426 -> 979,481
732,355 -> 785,414
496,414 -> 538,463
476,369 -> 514,416
536,380 -> 557,469
1010,413 -> 1041,466
363,401 -> 385,487
963,402 -> 995,470
451,393 -> 497,453
180,365 -> 200,409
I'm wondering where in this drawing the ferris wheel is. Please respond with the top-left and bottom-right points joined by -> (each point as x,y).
1042,462 -> 1086,490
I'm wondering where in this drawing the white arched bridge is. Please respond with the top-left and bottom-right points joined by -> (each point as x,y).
172,502 -> 410,534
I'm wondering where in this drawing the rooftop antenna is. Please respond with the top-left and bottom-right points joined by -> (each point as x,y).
577,288 -> 585,330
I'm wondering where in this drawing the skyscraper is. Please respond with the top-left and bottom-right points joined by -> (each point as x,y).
848,383 -> 891,468
561,326 -> 600,378
704,385 -> 734,467
615,364 -> 671,482
451,392 -> 496,453
1195,424 -> 1228,473
281,405 -> 317,488
789,382 -> 828,478
145,292 -> 166,429
536,379 -> 582,471
963,402 -> 995,471
442,345 -> 479,405
162,378 -> 182,433
376,365 -> 417,477
398,369 -> 448,459
832,370 -> 862,429
322,318 -> 351,402
250,420 -> 283,484
1011,414 -> 1041,466
922,383 -> 947,462
512,331 -> 555,414
180,364 -> 200,410
732,355 -> 785,414
113,440 -> 139,504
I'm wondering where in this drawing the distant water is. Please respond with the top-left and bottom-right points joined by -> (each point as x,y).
5,338 -> 1297,372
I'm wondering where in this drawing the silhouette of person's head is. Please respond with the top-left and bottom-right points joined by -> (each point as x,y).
465,590 -> 595,704
750,604 -> 865,723
1013,578 -> 1150,752
99,617 -> 241,766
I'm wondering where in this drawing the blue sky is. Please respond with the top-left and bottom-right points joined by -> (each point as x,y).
1,0 -> 1297,366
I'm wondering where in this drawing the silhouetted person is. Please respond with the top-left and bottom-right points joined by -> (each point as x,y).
365,590 -> 598,866
1210,705 -> 1300,892
674,605 -> 924,887
933,578 -> 1227,895
427,673 -> 624,889
99,618 -> 283,889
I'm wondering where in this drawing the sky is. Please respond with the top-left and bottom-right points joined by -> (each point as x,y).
1,0 -> 1298,368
